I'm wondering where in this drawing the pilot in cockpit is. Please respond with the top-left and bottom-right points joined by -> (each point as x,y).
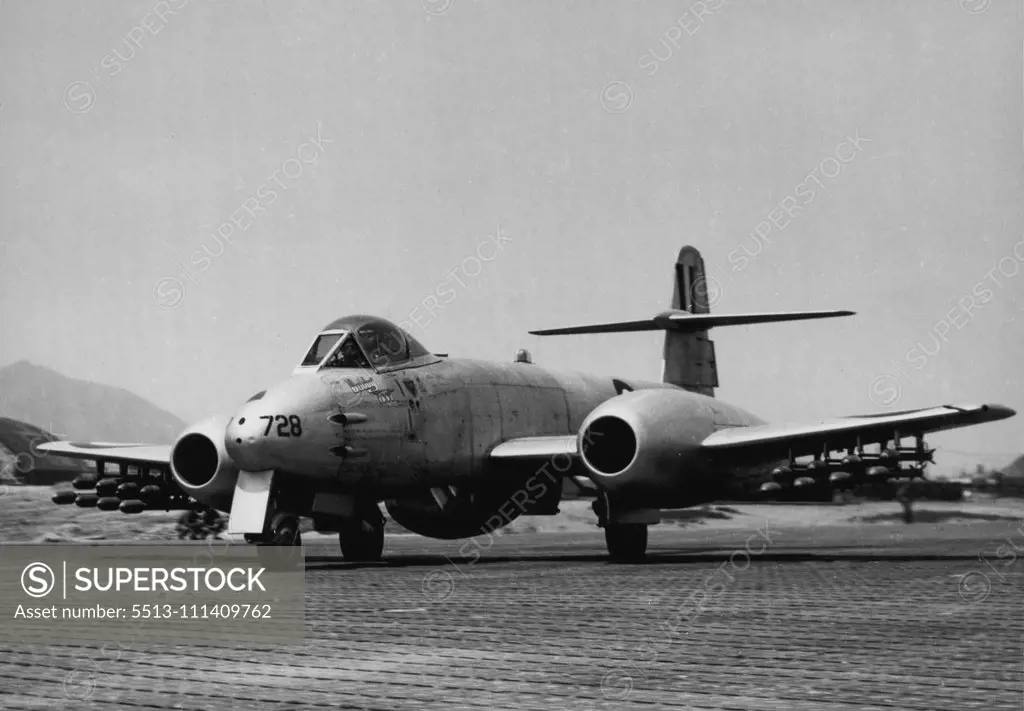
323,336 -> 370,369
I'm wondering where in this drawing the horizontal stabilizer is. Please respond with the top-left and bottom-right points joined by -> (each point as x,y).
530,309 -> 855,336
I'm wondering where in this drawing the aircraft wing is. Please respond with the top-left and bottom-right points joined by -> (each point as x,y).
488,404 -> 1014,465
488,436 -> 600,496
36,441 -> 204,517
35,441 -> 171,467
489,436 -> 578,459
700,403 -> 1015,460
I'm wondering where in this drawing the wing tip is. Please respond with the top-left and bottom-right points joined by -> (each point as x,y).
981,403 -> 1016,420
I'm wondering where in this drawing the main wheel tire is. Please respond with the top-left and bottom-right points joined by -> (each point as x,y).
338,521 -> 384,562
605,523 -> 648,563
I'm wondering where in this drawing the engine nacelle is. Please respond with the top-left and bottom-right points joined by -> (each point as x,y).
578,389 -> 713,502
170,414 -> 238,512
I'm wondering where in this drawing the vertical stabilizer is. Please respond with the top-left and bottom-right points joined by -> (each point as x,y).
663,246 -> 718,396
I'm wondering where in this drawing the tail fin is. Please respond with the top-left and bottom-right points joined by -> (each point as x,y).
528,245 -> 854,397
665,246 -> 717,396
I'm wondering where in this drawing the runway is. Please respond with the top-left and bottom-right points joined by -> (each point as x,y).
2,521 -> 1022,710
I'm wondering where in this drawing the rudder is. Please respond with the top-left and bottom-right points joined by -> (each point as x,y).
664,246 -> 718,396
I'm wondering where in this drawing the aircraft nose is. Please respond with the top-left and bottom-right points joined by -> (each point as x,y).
224,409 -> 274,471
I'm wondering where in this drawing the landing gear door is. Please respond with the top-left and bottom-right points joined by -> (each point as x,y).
227,470 -> 274,534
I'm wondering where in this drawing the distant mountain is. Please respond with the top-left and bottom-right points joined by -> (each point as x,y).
0,360 -> 186,443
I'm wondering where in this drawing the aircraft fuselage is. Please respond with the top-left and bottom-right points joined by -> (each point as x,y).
223,356 -> 765,500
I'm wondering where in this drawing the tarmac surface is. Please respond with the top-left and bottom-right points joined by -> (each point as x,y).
1,520 -> 1022,710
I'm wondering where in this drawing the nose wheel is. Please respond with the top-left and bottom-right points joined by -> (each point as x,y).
253,513 -> 302,546
251,513 -> 303,569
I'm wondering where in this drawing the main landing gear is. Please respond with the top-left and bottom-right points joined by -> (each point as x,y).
593,495 -> 649,563
338,501 -> 385,562
604,524 -> 648,563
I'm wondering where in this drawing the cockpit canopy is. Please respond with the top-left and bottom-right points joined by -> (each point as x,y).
295,315 -> 432,373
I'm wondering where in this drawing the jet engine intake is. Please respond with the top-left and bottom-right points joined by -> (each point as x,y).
172,434 -> 219,487
581,416 -> 637,475
169,415 -> 238,511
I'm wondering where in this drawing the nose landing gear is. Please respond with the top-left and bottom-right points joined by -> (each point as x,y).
235,482 -> 385,561
243,513 -> 302,546
264,512 -> 302,546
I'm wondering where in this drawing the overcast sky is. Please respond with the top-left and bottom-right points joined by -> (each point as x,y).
1,0 -> 1021,473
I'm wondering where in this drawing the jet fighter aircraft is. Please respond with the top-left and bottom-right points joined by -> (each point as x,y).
41,246 -> 1016,562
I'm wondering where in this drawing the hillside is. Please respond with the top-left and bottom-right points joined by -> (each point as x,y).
1003,455 -> 1024,480
0,360 -> 186,443
0,417 -> 91,485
